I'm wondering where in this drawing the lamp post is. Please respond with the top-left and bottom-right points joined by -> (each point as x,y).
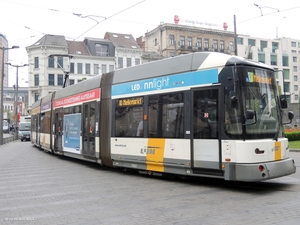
6,63 -> 29,140
0,45 -> 19,145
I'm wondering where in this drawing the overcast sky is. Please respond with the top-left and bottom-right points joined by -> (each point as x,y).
1,0 -> 300,87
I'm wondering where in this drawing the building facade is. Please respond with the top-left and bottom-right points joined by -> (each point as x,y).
144,23 -> 235,58
0,33 -> 9,88
2,86 -> 29,123
237,35 -> 300,103
26,35 -> 115,110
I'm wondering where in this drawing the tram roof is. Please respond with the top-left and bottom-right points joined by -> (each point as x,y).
112,52 -> 274,84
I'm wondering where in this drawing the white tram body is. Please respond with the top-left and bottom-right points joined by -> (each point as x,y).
31,52 -> 296,182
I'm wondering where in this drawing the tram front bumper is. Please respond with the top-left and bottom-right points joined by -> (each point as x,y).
224,157 -> 296,182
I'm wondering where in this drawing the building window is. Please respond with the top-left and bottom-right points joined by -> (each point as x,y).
126,58 -> 132,67
258,53 -> 265,63
34,93 -> 39,102
78,79 -> 82,83
95,44 -> 108,56
237,38 -> 243,45
229,42 -> 234,51
260,40 -> 267,51
101,64 -> 107,74
57,74 -> 63,86
284,82 -> 290,93
85,63 -> 91,74
77,63 -> 83,74
155,38 -> 158,46
294,75 -> 298,81
187,37 -> 192,48
180,36 -> 185,47
48,74 -> 54,86
48,57 -> 54,68
271,54 -> 277,66
204,39 -> 209,50
283,69 -> 290,79
272,42 -> 278,53
118,57 -> 123,69
34,57 -> 39,69
70,63 -> 75,73
70,79 -> 75,85
109,65 -> 114,72
294,85 -> 298,92
34,74 -> 39,86
135,58 -> 140,65
292,50 -> 297,53
293,56 -> 297,62
169,34 -> 174,45
196,38 -> 202,49
220,40 -> 224,51
294,66 -> 297,72
291,42 -> 296,47
295,95 -> 299,102
248,39 -> 256,47
57,56 -> 63,68
282,56 -> 289,67
94,64 -> 99,75
213,40 -> 218,51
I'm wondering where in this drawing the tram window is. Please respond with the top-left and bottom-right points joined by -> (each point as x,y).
40,112 -> 51,134
148,93 -> 184,138
115,97 -> 144,137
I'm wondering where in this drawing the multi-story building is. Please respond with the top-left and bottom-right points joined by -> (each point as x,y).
2,87 -> 29,122
144,22 -> 235,58
104,32 -> 142,69
0,33 -> 9,88
237,35 -> 300,103
26,34 -> 115,110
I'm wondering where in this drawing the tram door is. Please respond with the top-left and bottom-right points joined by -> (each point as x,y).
54,109 -> 63,152
82,102 -> 96,157
191,87 -> 221,172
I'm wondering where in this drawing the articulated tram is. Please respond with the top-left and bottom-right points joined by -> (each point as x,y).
31,52 -> 296,182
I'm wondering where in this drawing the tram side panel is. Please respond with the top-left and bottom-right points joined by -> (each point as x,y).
110,87 -> 192,175
40,93 -> 54,152
31,99 -> 41,147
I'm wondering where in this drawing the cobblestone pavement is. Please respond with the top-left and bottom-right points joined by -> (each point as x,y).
0,141 -> 300,225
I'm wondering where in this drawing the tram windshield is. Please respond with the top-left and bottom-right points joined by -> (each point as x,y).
224,66 -> 283,139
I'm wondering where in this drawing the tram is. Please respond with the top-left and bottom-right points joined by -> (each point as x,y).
31,52 -> 296,182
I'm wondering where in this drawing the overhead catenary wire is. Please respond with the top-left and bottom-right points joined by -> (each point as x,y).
0,0 -> 147,85
228,5 -> 300,27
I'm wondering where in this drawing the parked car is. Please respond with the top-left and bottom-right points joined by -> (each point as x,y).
18,122 -> 31,141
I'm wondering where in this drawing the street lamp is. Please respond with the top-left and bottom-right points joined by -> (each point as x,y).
6,63 -> 29,140
0,45 -> 19,145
